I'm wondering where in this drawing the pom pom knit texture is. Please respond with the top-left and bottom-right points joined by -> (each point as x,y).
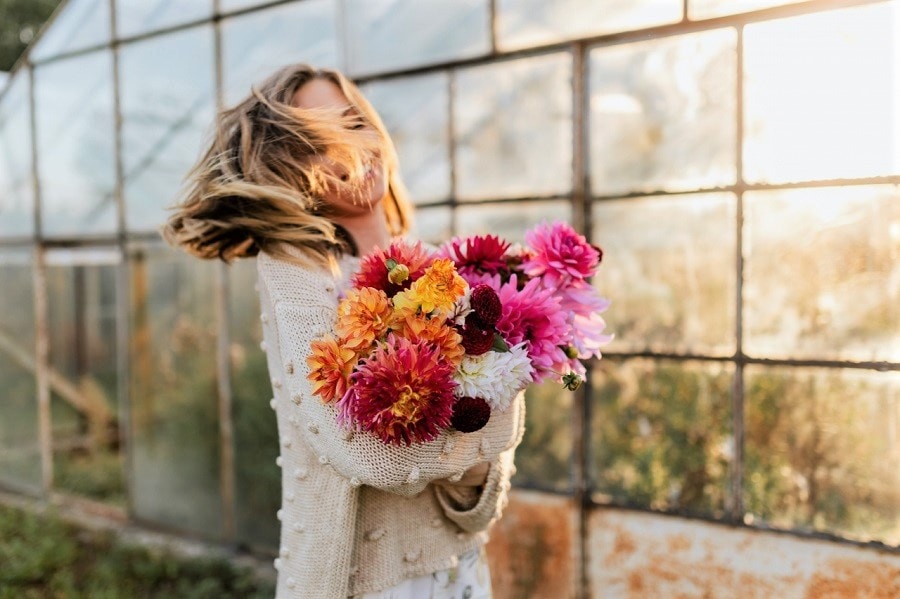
256,242 -> 526,598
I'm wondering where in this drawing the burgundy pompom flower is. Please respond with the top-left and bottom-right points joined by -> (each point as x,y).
450,396 -> 492,433
337,334 -> 456,446
469,284 -> 502,327
459,314 -> 494,355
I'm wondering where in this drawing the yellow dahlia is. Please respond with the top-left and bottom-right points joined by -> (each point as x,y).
393,258 -> 467,316
336,287 -> 393,351
306,335 -> 358,403
393,312 -> 465,366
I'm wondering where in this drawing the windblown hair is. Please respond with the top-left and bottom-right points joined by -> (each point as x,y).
160,63 -> 414,272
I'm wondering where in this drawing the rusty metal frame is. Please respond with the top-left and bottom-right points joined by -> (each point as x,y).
732,22 -> 747,522
448,70 -> 460,236
28,61 -> 53,500
108,0 -> 136,526
212,0 -> 238,546
571,40 -> 590,598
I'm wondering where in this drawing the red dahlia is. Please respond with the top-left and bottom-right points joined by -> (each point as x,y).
337,335 -> 457,446
351,239 -> 435,296
438,234 -> 511,279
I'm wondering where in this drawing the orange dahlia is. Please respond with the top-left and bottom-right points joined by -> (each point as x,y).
336,287 -> 393,351
306,335 -> 358,403
392,312 -> 465,366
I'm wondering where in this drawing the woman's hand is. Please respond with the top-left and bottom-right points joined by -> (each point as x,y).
434,461 -> 491,488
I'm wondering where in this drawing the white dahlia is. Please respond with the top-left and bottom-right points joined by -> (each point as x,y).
452,342 -> 533,411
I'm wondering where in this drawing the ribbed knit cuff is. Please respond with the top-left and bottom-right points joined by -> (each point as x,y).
432,447 -> 514,534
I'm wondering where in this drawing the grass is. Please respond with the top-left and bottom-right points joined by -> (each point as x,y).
0,503 -> 275,599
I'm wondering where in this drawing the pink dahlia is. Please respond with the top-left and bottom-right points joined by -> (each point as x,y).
352,238 -> 435,296
522,221 -> 600,288
437,234 -> 511,284
336,334 -> 456,446
557,281 -> 614,361
490,274 -> 570,383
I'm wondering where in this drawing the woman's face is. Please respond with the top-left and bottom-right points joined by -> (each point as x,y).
291,77 -> 387,216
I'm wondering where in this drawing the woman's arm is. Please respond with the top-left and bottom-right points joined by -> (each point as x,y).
432,446 -> 519,533
259,254 -> 524,497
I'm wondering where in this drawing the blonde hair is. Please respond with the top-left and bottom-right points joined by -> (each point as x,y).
160,63 -> 414,271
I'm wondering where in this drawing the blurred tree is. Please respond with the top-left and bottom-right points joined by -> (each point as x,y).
0,0 -> 63,71
591,359 -> 733,517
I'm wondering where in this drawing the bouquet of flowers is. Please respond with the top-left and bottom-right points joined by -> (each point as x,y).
306,221 -> 612,446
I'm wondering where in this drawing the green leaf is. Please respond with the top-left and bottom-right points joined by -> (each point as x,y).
491,333 -> 509,352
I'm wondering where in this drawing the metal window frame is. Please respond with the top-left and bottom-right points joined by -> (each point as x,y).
0,1 -> 896,584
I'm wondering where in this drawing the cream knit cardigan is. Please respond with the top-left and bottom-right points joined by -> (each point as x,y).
256,242 -> 526,598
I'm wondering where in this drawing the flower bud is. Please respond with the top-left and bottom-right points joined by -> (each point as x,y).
562,372 -> 583,391
387,262 -> 410,285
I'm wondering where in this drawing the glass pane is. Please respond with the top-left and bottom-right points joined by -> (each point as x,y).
497,0 -> 682,51
30,0 -> 110,61
455,53 -> 572,201
745,366 -> 900,546
119,26 -> 216,233
591,358 -> 734,517
128,242 -> 222,538
45,249 -> 123,505
744,185 -> 899,362
360,72 -> 451,204
34,51 -> 117,238
743,2 -> 899,184
343,0 -> 490,77
589,28 -> 737,196
456,200 -> 573,244
511,379 -> 573,492
116,0 -> 212,38
0,247 -> 40,494
691,0 -> 813,19
0,74 -> 35,238
592,193 -> 737,356
221,0 -> 340,108
229,258 -> 279,548
411,205 -> 452,246
220,0 -> 275,12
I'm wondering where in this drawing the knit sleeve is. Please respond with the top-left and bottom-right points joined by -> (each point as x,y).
259,253 -> 525,498
432,444 -> 519,534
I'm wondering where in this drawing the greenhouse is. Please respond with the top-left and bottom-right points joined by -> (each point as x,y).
0,0 -> 897,596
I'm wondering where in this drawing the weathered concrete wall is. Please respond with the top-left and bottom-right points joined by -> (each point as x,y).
590,510 -> 900,599
485,490 -> 900,598
486,489 -> 579,599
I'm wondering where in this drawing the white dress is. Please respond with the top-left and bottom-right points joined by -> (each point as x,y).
350,544 -> 493,599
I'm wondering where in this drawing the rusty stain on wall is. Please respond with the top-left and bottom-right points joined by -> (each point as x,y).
806,560 -> 900,599
589,510 -> 900,599
485,489 -> 578,599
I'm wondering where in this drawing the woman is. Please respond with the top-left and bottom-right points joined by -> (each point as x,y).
161,64 -> 526,599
